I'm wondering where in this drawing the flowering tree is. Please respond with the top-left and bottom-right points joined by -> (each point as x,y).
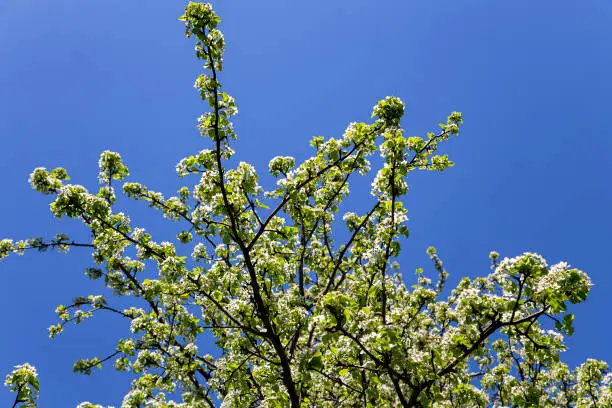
2,2 -> 611,407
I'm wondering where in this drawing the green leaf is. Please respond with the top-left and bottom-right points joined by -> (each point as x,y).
308,352 -> 323,371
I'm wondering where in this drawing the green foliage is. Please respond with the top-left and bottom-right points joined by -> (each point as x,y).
4,364 -> 39,408
2,2 -> 611,407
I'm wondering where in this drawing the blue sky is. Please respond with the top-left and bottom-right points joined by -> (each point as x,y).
1,0 -> 611,405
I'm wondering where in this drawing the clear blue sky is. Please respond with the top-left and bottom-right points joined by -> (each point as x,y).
1,0 -> 611,405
